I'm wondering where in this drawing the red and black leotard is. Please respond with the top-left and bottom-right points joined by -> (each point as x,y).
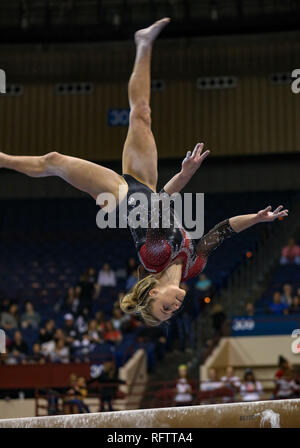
121,174 -> 236,282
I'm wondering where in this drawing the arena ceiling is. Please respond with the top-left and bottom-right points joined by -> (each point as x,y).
0,0 -> 299,44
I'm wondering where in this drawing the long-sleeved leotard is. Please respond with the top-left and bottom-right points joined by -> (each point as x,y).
121,174 -> 236,282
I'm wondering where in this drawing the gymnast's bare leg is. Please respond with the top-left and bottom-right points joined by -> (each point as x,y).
122,18 -> 170,192
0,151 -> 127,202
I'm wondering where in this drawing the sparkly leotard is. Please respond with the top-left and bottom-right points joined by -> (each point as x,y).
121,174 -> 236,282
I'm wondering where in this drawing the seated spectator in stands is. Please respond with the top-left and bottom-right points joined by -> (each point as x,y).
280,238 -> 300,265
103,321 -> 123,344
95,311 -> 106,333
27,342 -> 46,364
126,257 -> 138,277
73,332 -> 91,361
174,364 -> 193,407
61,287 -> 80,315
97,263 -> 117,288
40,328 -> 64,358
63,314 -> 79,346
39,319 -> 56,344
274,356 -> 295,399
87,267 -> 97,284
269,291 -> 289,315
75,306 -> 90,334
20,301 -> 40,329
49,339 -> 70,364
0,297 -> 11,313
87,361 -> 124,412
195,273 -> 213,295
289,296 -> 300,314
125,269 -> 138,292
64,376 -> 90,414
281,284 -> 294,307
88,319 -> 104,344
0,303 -> 19,330
8,330 -> 28,364
240,368 -> 263,402
200,367 -> 224,404
221,366 -> 241,403
245,302 -> 255,317
111,307 -> 130,332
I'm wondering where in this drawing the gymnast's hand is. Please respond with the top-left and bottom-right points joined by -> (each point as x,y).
256,205 -> 289,222
181,143 -> 210,179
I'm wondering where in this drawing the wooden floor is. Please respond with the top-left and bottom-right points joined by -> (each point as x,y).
0,399 -> 299,428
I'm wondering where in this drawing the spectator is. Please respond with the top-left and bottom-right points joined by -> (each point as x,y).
8,330 -> 28,364
0,297 -> 11,313
240,369 -> 263,402
111,307 -> 130,332
291,369 -> 300,398
78,271 -> 96,311
274,356 -> 295,399
137,324 -> 167,362
75,307 -> 90,334
175,283 -> 196,353
95,311 -> 107,332
245,302 -> 255,317
39,319 -> 56,344
87,361 -> 124,412
20,301 -> 40,329
281,284 -> 294,307
125,269 -> 138,292
63,314 -> 79,346
61,287 -> 80,315
269,292 -> 289,315
87,267 -> 97,284
50,339 -> 70,363
88,319 -> 103,344
103,321 -> 122,344
200,367 -> 223,404
289,296 -> 300,314
0,303 -> 19,330
126,257 -> 138,276
174,364 -> 193,407
280,238 -> 300,265
195,273 -> 213,294
27,342 -> 46,364
64,376 -> 90,414
97,263 -> 117,288
73,332 -> 91,361
220,366 -> 241,403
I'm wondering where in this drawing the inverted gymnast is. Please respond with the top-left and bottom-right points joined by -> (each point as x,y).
0,18 -> 288,326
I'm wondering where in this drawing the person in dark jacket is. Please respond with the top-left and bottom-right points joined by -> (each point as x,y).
87,361 -> 125,412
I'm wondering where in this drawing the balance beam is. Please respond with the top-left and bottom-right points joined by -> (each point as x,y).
0,399 -> 299,428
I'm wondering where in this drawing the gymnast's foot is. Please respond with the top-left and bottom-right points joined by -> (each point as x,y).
135,17 -> 170,46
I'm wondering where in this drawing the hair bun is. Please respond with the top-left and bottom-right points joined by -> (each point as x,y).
120,293 -> 137,314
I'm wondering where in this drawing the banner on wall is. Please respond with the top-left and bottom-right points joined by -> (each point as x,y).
231,315 -> 300,336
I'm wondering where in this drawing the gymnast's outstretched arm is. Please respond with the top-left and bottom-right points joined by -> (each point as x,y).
162,142 -> 210,195
197,205 -> 289,257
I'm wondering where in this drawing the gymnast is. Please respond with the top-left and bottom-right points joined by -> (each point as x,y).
0,18 -> 288,326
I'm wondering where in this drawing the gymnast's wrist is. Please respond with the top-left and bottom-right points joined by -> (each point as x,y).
179,169 -> 192,182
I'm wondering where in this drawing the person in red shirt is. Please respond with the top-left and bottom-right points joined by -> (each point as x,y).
103,321 -> 122,343
281,238 -> 300,265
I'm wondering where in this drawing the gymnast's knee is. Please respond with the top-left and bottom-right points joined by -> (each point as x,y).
42,151 -> 63,174
130,101 -> 151,127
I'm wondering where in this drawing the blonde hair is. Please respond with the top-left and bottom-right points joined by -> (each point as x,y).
120,273 -> 162,326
